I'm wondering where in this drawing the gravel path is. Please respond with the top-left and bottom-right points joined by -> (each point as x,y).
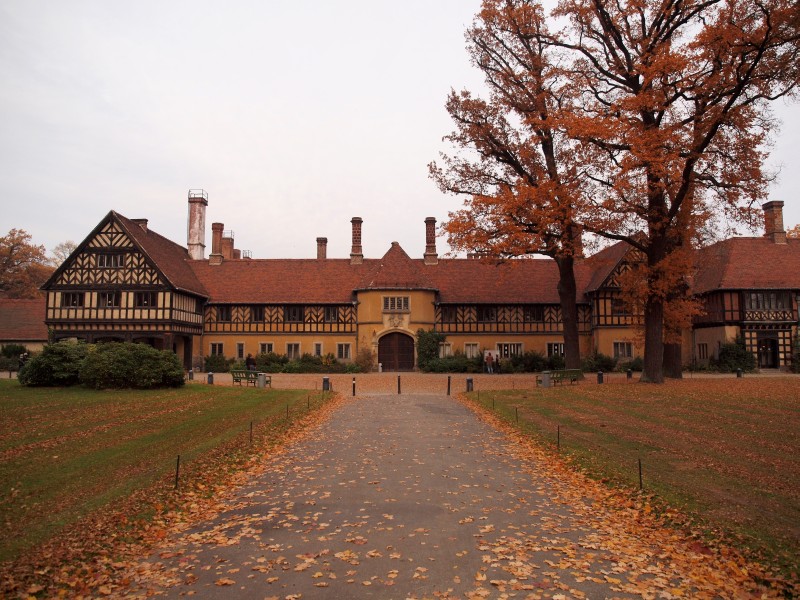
125,387 -> 773,599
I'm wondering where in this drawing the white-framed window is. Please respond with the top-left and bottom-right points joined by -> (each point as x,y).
61,292 -> 85,307
286,343 -> 301,359
337,343 -> 351,360
613,341 -> 633,359
135,292 -> 157,308
236,343 -> 245,360
210,343 -> 224,356
259,342 -> 273,355
439,343 -> 452,358
97,253 -> 124,268
383,296 -> 409,312
496,343 -> 522,359
314,343 -> 323,357
464,343 -> 479,359
547,342 -> 564,357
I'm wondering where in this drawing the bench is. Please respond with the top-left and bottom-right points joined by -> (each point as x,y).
230,370 -> 271,387
536,369 -> 582,386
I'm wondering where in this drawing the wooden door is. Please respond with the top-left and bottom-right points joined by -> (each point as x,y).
378,332 -> 415,371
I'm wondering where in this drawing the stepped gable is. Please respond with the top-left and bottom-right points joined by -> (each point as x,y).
189,259 -> 370,304
430,257 -> 565,304
356,242 -> 437,291
694,237 -> 800,293
114,213 -> 208,297
0,298 -> 47,341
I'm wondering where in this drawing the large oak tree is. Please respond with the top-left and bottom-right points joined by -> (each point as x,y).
0,229 -> 53,299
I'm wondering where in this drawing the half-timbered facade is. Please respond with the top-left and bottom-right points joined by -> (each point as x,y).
36,193 -> 800,371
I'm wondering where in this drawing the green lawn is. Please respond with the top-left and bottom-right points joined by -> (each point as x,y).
468,378 -> 800,576
0,380 -> 330,564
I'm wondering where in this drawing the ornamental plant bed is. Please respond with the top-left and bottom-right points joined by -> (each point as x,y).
467,377 -> 800,580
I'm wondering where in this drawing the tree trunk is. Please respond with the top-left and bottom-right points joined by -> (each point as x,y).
663,342 -> 683,379
641,294 -> 665,383
555,256 -> 582,370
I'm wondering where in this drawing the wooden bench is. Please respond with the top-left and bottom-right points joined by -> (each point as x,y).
230,370 -> 271,387
536,369 -> 582,386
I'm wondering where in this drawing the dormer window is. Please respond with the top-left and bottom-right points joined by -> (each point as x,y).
97,253 -> 124,268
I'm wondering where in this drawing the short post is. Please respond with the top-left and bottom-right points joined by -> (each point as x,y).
557,425 -> 560,451
627,369 -> 632,380
541,371 -> 552,388
188,369 -> 194,381
515,407 -> 519,423
597,371 -> 604,384
257,372 -> 266,388
352,377 -> 356,397
638,457 -> 643,490
207,372 -> 214,385
322,376 -> 330,391
397,375 -> 401,394
174,455 -> 181,490
447,375 -> 451,396
250,421 -> 253,444
466,377 -> 473,392
286,404 -> 289,419
736,368 -> 743,378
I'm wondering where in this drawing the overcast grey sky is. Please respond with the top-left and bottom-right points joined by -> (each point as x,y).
1,1 -> 798,260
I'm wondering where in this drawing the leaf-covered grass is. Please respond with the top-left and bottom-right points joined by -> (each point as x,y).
0,380 -> 329,565
467,378 -> 800,576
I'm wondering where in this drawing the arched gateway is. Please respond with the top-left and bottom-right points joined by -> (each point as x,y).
378,332 -> 415,371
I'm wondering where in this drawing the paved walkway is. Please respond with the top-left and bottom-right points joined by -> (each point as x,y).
127,391 -> 772,599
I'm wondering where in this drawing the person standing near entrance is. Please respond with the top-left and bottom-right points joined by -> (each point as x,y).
245,353 -> 256,371
485,352 -> 494,374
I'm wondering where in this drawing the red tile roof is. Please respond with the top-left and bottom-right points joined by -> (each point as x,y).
693,237 -> 800,293
0,298 -> 48,342
357,243 -> 437,291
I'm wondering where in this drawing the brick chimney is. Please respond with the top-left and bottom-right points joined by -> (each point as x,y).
317,237 -> 328,260
424,217 -> 438,265
350,217 -> 363,265
763,201 -> 786,244
187,189 -> 208,260
209,222 -> 224,265
221,230 -> 235,260
131,219 -> 148,233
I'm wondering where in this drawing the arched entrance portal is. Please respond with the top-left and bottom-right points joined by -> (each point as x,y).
378,332 -> 415,371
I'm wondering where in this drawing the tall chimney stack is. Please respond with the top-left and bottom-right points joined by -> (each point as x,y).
424,217 -> 438,265
350,217 -> 363,265
317,237 -> 328,260
209,222 -> 224,265
187,189 -> 208,260
221,230 -> 235,260
763,201 -> 786,244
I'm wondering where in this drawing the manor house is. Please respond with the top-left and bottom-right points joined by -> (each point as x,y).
40,191 -> 800,371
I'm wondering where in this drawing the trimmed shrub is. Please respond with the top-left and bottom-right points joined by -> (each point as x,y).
416,329 -> 446,371
617,356 -> 644,372
0,356 -> 19,372
424,353 -> 482,373
79,342 -> 185,389
546,354 -> 565,370
1,344 -> 27,359
508,351 -> 547,373
715,338 -> 757,372
204,353 -> 234,373
18,341 -> 90,386
582,352 -> 617,372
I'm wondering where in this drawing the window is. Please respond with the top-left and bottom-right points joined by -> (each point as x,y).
496,343 -> 522,358
236,343 -> 245,360
547,342 -> 565,357
439,343 -> 452,358
383,296 -> 409,312
135,292 -> 157,308
314,343 -> 323,357
324,306 -> 339,323
61,292 -> 84,307
698,343 -> 708,360
613,341 -> 633,359
464,343 -> 479,358
98,292 -> 119,307
744,292 -> 791,310
287,343 -> 301,359
477,306 -> 496,323
284,305 -> 305,323
523,306 -> 544,322
259,342 -> 273,354
251,305 -> 265,322
610,297 -> 630,317
97,253 -> 124,268
337,343 -> 351,360
217,306 -> 232,322
210,343 -> 224,356
440,306 -> 457,323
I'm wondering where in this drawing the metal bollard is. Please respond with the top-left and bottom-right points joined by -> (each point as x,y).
188,369 -> 194,381
352,377 -> 356,397
627,369 -> 632,380
322,376 -> 330,391
597,371 -> 604,384
736,368 -> 743,378
207,372 -> 214,385
466,377 -> 473,392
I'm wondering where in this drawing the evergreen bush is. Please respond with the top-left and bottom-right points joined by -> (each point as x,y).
1,344 -> 27,359
714,338 -> 757,372
80,342 -> 184,389
204,353 -> 234,373
18,341 -> 89,386
416,328 -> 446,371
